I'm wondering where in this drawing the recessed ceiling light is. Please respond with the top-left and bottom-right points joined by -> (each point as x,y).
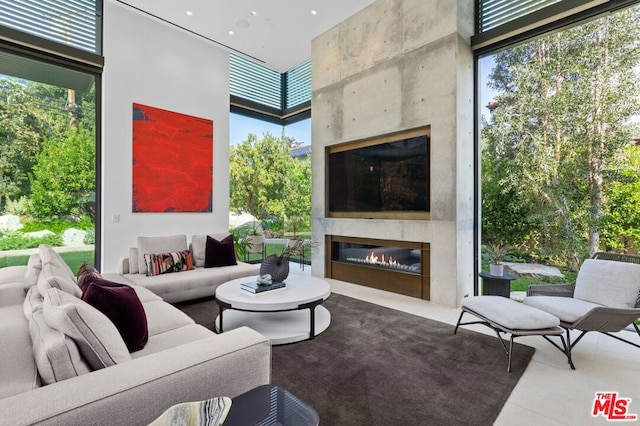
311,10 -> 317,15
228,30 -> 235,35
251,11 -> 257,16
186,10 -> 193,16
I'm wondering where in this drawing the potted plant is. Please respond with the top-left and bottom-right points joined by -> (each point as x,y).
230,227 -> 252,260
485,243 -> 508,277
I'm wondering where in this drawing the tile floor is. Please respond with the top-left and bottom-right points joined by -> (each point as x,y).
288,266 -> 640,425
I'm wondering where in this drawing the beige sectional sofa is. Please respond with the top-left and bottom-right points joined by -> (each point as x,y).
117,233 -> 260,303
0,241 -> 270,426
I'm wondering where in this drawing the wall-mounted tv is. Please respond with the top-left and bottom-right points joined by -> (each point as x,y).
327,127 -> 430,219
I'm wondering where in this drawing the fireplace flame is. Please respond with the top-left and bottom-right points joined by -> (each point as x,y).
365,252 -> 400,267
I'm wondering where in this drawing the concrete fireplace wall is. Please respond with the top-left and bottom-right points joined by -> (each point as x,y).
310,0 -> 475,307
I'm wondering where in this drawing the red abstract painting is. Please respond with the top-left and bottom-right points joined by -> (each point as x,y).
132,103 -> 213,212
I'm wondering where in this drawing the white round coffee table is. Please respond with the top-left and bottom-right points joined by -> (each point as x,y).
214,275 -> 331,345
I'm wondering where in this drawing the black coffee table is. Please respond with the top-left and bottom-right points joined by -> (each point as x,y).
224,385 -> 319,426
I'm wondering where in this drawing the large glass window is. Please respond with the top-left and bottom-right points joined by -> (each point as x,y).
478,5 -> 640,283
0,50 -> 97,271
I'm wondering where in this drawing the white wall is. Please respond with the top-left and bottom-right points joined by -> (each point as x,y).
101,2 -> 230,272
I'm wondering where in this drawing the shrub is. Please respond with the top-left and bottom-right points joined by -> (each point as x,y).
0,230 -> 61,250
2,196 -> 29,216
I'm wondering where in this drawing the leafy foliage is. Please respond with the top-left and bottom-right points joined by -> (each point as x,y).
29,128 -> 95,220
0,230 -> 61,250
482,8 -> 640,266
229,132 -> 311,234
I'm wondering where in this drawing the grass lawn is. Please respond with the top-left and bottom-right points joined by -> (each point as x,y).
0,250 -> 95,273
479,263 -> 577,292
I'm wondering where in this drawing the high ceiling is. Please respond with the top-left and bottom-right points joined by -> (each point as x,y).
113,0 -> 377,73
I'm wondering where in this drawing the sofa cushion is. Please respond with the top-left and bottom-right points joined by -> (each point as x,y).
142,300 -> 195,336
42,288 -> 131,370
23,253 -> 42,290
144,250 -> 194,277
573,259 -> 640,309
23,285 -> 43,321
100,273 -> 163,302
39,244 -> 77,284
29,310 -> 91,384
37,272 -> 82,299
192,233 -> 231,267
38,245 -> 81,299
0,305 -> 39,398
0,265 -> 27,284
82,276 -> 149,352
131,324 -> 212,359
124,262 -> 259,303
205,235 -> 237,268
137,235 -> 188,275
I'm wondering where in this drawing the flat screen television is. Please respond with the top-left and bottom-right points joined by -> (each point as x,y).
328,129 -> 429,219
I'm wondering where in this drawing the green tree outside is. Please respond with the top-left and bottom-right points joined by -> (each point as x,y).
482,8 -> 640,267
29,128 -> 95,220
229,132 -> 311,235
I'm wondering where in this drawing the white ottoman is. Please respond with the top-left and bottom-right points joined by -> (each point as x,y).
454,296 -> 573,371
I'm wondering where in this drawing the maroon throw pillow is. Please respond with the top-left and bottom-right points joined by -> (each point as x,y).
81,276 -> 148,352
204,235 -> 238,268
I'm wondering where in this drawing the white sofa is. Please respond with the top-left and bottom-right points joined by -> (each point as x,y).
117,233 -> 260,303
0,243 -> 270,426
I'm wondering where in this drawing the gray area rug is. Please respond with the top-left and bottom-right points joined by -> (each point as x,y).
177,293 -> 535,425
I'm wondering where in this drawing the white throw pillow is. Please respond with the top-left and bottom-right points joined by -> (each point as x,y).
42,288 -> 131,370
137,235 -> 188,275
29,310 -> 91,384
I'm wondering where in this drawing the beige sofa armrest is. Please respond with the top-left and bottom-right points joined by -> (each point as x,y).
0,327 -> 271,426
118,256 -> 130,275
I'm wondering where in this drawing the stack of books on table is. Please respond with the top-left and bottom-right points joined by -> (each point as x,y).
241,280 -> 286,294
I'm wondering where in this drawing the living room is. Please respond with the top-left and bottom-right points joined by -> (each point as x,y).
1,0 -> 640,425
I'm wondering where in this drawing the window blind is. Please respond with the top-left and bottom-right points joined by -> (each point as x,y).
0,0 -> 99,53
285,59 -> 311,109
230,54 -> 282,110
479,0 -> 562,32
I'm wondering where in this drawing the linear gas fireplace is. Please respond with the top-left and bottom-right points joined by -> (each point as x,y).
326,235 -> 430,299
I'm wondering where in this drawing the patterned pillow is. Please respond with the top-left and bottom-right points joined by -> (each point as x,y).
76,262 -> 102,291
144,250 -> 194,277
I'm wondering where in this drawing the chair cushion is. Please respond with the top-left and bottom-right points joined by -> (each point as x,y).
81,276 -> 149,352
137,235 -> 188,275
29,310 -> 91,384
573,259 -> 640,308
205,235 -> 237,268
463,296 -> 560,330
523,296 -> 603,323
42,288 -> 131,370
192,233 -> 231,267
